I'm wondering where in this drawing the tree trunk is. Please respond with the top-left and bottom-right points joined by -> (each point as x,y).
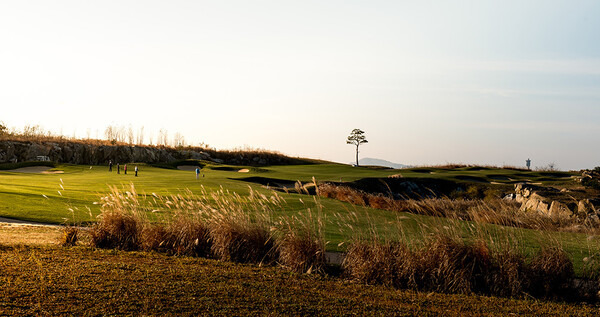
356,144 -> 359,166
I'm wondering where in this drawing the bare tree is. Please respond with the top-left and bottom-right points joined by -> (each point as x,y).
127,125 -> 134,145
105,125 -> 116,143
137,126 -> 145,145
118,125 -> 127,143
346,129 -> 368,167
158,129 -> 168,146
0,121 -> 7,135
23,124 -> 42,137
173,132 -> 185,148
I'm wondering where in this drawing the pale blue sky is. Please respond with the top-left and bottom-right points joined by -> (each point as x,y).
1,1 -> 599,170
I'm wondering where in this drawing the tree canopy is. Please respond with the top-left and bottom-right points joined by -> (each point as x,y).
346,129 -> 368,166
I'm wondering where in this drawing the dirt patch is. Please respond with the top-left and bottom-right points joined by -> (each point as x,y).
238,169 -> 250,173
0,223 -> 62,245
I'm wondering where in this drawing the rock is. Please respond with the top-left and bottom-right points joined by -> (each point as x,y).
519,193 -> 550,214
503,193 -> 515,200
578,199 -> 596,215
549,201 -> 573,217
515,184 -> 576,218
514,183 -> 536,203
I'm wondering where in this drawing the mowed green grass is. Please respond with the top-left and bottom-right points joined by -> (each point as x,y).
1,163 -> 598,276
0,163 -> 402,224
0,162 -> 576,224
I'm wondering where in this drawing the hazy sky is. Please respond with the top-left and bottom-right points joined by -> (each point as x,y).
1,1 -> 599,170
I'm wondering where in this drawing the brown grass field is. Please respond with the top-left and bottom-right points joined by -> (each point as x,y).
0,225 -> 599,316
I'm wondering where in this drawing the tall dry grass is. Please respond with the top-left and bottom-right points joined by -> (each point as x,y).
275,196 -> 326,273
89,184 -> 323,267
209,211 -> 276,264
141,215 -> 211,257
90,185 -> 145,250
87,183 -> 595,300
337,195 -> 585,300
343,225 -> 576,299
319,183 -> 599,234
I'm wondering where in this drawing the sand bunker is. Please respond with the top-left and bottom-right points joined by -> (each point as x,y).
4,166 -> 64,174
238,169 -> 250,173
177,165 -> 200,171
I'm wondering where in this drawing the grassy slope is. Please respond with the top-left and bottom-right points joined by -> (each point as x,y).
1,163 -> 597,275
0,163 -> 576,224
0,245 -> 597,316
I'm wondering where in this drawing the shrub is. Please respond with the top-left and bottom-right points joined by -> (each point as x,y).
481,246 -> 527,297
277,230 -> 326,274
60,226 -> 79,247
342,234 -> 579,299
277,212 -> 326,274
209,216 -> 276,264
167,216 -> 212,257
90,211 -> 141,251
140,223 -> 171,253
526,246 -> 574,298
344,241 -> 415,288
142,217 -> 212,257
418,236 -> 491,294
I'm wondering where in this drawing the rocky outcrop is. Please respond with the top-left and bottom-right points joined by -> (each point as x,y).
4,142 -> 161,164
0,141 -> 199,165
325,177 -> 463,200
514,183 -> 599,219
578,169 -> 600,190
0,140 -> 306,166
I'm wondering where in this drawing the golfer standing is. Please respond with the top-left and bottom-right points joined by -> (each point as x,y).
135,166 -> 138,177
195,167 -> 200,180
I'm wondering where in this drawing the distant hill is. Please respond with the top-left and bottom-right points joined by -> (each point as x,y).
358,158 -> 410,169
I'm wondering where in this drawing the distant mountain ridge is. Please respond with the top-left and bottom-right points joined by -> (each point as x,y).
358,157 -> 410,169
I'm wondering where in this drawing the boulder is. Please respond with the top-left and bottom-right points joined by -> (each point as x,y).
519,193 -> 550,214
578,199 -> 596,215
549,201 -> 573,218
515,183 -> 575,218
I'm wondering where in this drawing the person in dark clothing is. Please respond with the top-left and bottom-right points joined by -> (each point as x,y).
109,160 -> 113,172
117,163 -> 120,174
124,164 -> 127,175
135,166 -> 138,177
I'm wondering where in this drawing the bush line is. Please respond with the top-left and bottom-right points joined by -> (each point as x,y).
73,184 -> 597,302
